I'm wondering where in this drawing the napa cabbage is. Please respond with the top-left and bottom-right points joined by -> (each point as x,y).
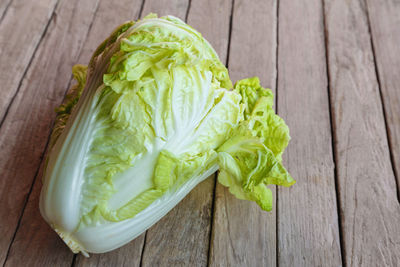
39,14 -> 294,255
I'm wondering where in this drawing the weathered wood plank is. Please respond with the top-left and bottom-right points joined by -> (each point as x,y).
0,0 -> 12,21
75,0 -> 143,66
186,0 -> 232,66
226,0 -> 277,86
3,0 -> 144,266
209,0 -> 278,266
139,1 -> 229,266
0,0 -> 58,121
4,165 -> 73,267
324,0 -> 400,265
0,0 -> 100,265
76,242 -> 144,267
276,0 -> 342,266
141,0 -> 189,19
366,0 -> 400,195
141,178 -> 214,267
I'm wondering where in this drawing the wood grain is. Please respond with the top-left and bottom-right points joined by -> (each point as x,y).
209,0 -> 278,266
0,0 -> 58,121
186,0 -> 232,66
366,0 -> 400,195
141,178 -> 214,267
276,0 -> 342,266
3,0 -> 144,266
1,0 -> 399,265
4,165 -> 73,267
141,0 -> 189,20
0,0 -> 100,265
74,0 -> 143,66
0,0 -> 12,21
139,1 -> 231,266
324,0 -> 400,265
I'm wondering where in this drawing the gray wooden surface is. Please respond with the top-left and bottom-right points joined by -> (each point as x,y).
0,0 -> 399,266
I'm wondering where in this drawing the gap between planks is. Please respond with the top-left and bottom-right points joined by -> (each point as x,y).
364,0 -> 400,203
324,0 -> 400,265
1,1 -> 63,265
2,0 -> 101,264
2,0 -> 144,266
275,0 -> 280,265
69,2 -> 106,265
206,3 -> 235,266
2,131 -> 53,267
0,0 -> 61,128
137,2 -> 190,266
0,0 -> 12,25
321,0 -> 346,264
0,1 -> 346,266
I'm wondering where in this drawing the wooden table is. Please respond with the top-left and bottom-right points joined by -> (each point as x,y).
1,0 -> 399,266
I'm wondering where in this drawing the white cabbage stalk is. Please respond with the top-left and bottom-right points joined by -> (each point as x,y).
40,14 -> 294,256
